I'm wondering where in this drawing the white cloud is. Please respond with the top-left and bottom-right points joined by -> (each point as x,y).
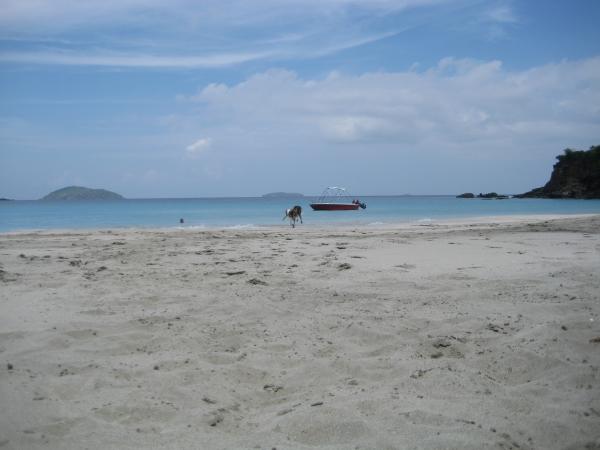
185,137 -> 212,158
187,56 -> 600,151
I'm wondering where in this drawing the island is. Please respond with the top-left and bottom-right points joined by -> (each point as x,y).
477,192 -> 509,199
516,145 -> 600,199
456,192 -> 509,199
0,198 -> 12,201
262,192 -> 305,198
41,186 -> 124,201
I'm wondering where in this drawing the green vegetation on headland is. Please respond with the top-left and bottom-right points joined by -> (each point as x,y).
41,186 -> 124,201
516,145 -> 600,199
262,192 -> 305,198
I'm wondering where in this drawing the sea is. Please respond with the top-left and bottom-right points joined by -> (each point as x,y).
1,196 -> 600,233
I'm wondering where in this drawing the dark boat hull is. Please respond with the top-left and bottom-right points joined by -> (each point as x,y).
310,203 -> 360,211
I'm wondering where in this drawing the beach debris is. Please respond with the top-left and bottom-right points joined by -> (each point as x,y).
248,278 -> 268,286
561,325 -> 568,331
225,270 -> 246,276
590,337 -> 600,343
337,263 -> 352,270
202,396 -> 217,404
263,384 -> 283,393
410,368 -> 434,379
432,340 -> 451,349
430,352 -> 443,359
310,401 -> 324,407
97,266 -> 107,272
277,408 -> 293,416
153,365 -> 159,370
7,363 -> 13,371
456,418 -> 476,425
207,412 -> 224,427
111,241 -> 125,245
486,323 -> 502,333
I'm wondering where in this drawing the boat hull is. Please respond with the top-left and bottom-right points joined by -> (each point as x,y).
310,203 -> 360,211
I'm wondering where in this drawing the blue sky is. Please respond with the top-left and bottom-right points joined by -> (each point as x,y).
1,0 -> 599,199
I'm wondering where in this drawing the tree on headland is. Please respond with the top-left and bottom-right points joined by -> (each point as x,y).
516,145 -> 600,199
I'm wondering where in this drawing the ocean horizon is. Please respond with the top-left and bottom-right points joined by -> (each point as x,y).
2,195 -> 600,232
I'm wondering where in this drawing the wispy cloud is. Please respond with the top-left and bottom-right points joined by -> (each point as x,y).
185,137 -> 212,158
486,4 -> 518,24
0,0 -> 453,67
0,50 -> 273,68
481,2 -> 518,40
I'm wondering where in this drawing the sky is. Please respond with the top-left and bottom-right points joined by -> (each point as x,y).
0,0 -> 599,199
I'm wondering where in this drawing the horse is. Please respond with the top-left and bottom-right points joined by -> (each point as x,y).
283,205 -> 303,228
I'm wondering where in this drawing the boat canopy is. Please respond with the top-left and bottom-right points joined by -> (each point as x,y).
310,187 -> 366,210
315,187 -> 353,203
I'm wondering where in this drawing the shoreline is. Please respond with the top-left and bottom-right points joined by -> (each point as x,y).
2,212 -> 599,236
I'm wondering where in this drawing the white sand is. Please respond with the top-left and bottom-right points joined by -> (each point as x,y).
1,215 -> 599,449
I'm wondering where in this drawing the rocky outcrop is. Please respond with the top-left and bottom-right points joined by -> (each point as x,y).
456,193 -> 475,198
477,193 -> 509,199
42,186 -> 124,200
516,146 -> 600,199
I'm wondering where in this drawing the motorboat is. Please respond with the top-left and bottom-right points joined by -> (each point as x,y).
310,187 -> 366,211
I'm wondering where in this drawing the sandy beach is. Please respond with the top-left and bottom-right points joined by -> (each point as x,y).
1,215 -> 599,449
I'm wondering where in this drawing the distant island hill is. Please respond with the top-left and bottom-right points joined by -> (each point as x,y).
262,192 -> 305,198
42,186 -> 124,201
457,145 -> 600,200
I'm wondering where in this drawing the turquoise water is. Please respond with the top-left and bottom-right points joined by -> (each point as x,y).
1,196 -> 600,232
